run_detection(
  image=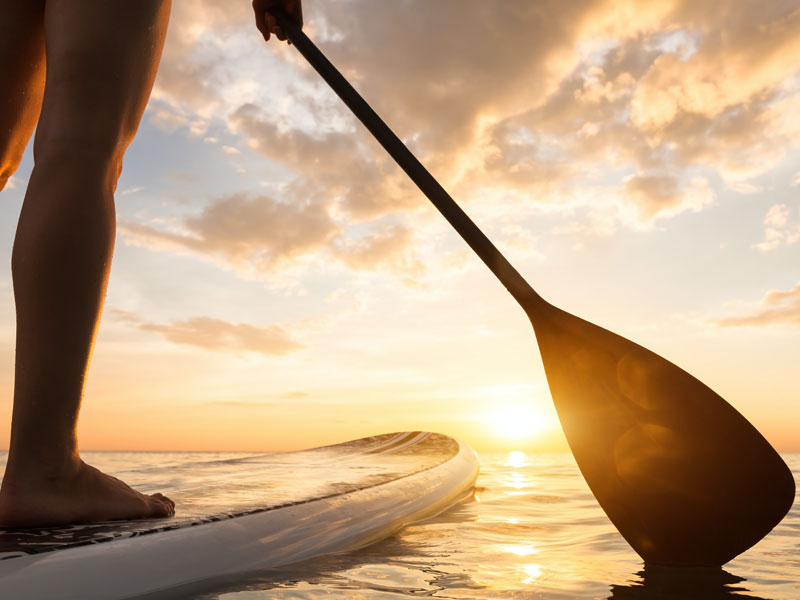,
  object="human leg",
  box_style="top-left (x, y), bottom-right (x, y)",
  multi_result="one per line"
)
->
top-left (0, 0), bottom-right (46, 191)
top-left (0, 0), bottom-right (174, 527)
